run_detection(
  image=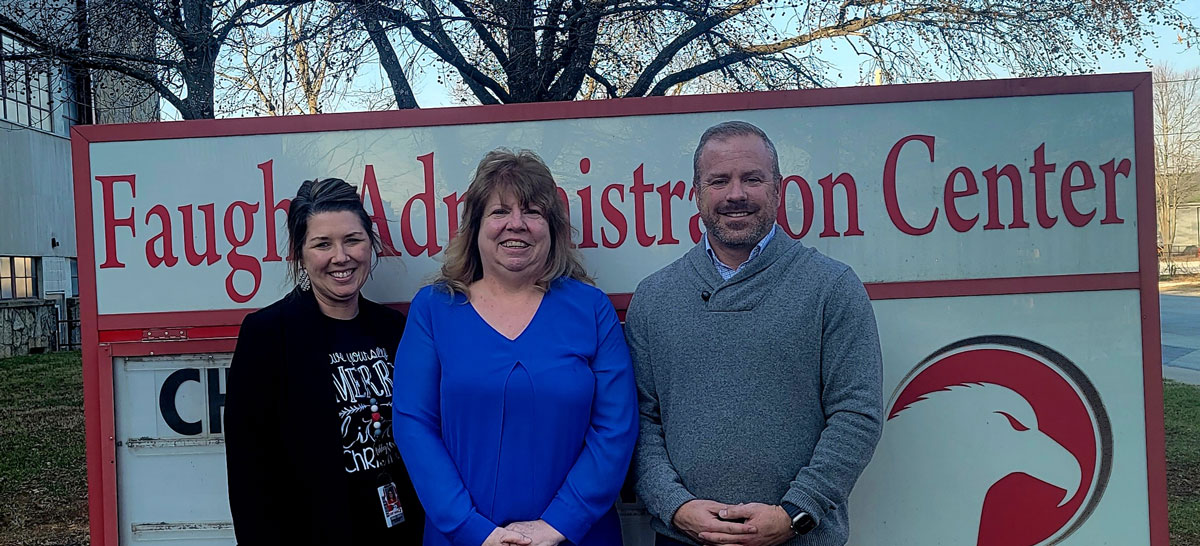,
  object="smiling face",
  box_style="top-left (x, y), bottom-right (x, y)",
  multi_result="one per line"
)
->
top-left (695, 133), bottom-right (781, 263)
top-left (476, 190), bottom-right (551, 283)
top-left (301, 210), bottom-right (372, 316)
